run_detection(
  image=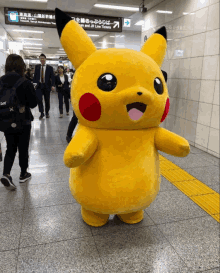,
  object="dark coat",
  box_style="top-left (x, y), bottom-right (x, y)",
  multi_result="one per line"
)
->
top-left (55, 74), bottom-right (70, 94)
top-left (25, 74), bottom-right (33, 82)
top-left (0, 72), bottom-right (38, 124)
top-left (33, 64), bottom-right (55, 90)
